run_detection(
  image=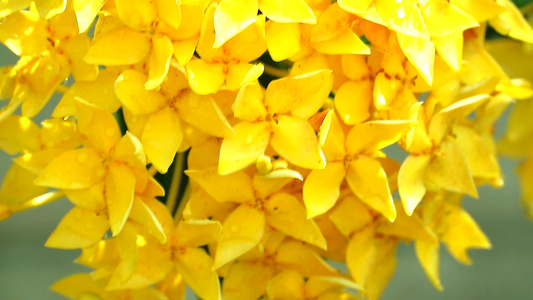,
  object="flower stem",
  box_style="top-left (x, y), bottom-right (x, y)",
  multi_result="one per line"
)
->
top-left (11, 191), bottom-right (65, 213)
